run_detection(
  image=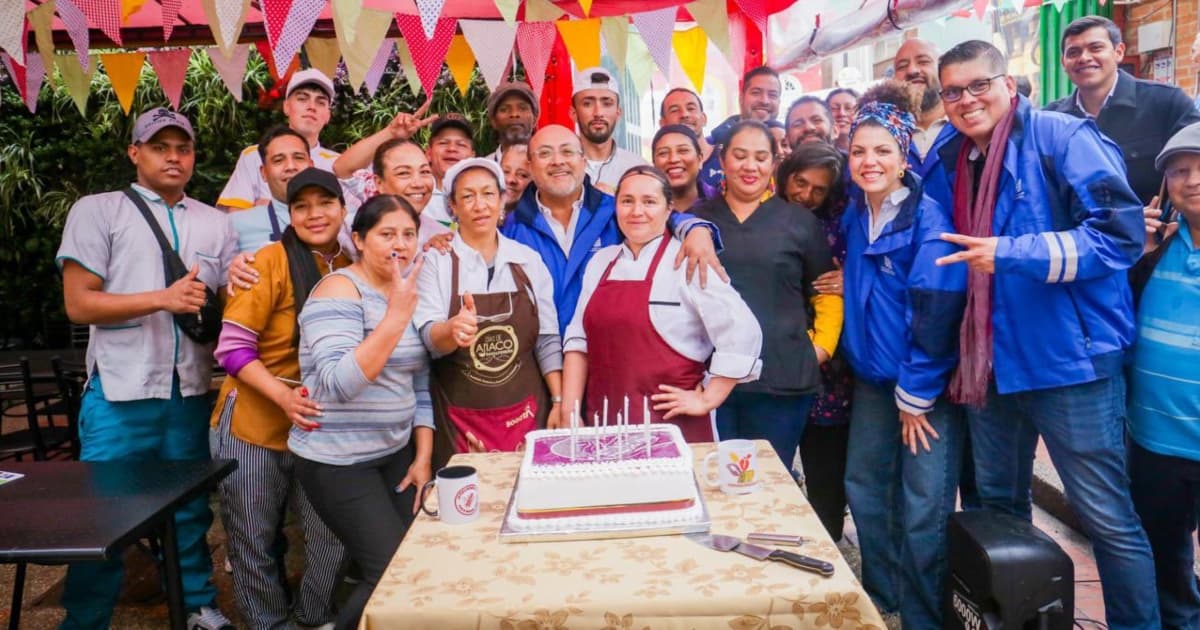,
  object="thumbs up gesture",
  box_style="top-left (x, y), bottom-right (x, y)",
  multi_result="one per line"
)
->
top-left (449, 292), bottom-right (478, 348)
top-left (161, 264), bottom-right (208, 314)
